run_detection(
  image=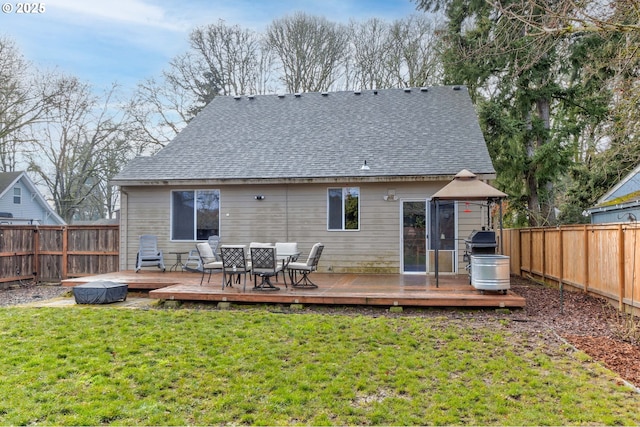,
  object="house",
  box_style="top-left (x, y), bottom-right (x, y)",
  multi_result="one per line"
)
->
top-left (586, 164), bottom-right (640, 223)
top-left (0, 171), bottom-right (65, 225)
top-left (112, 86), bottom-right (499, 274)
